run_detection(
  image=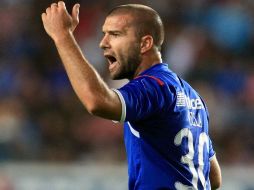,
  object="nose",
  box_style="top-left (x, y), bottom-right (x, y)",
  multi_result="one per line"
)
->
top-left (99, 34), bottom-right (110, 50)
